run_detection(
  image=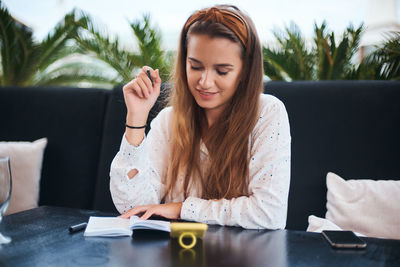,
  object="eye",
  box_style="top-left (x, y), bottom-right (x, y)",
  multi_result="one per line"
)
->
top-left (190, 65), bottom-right (202, 71)
top-left (217, 70), bottom-right (228, 76)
